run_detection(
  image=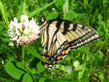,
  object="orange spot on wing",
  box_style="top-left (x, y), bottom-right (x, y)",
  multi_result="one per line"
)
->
top-left (62, 50), bottom-right (66, 55)
top-left (43, 56), bottom-right (46, 59)
top-left (57, 55), bottom-right (62, 60)
top-left (64, 44), bottom-right (70, 48)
